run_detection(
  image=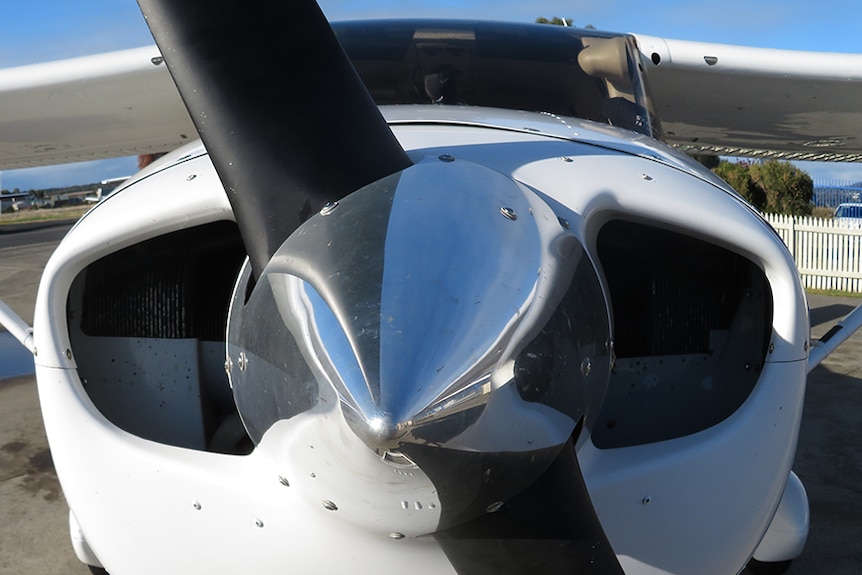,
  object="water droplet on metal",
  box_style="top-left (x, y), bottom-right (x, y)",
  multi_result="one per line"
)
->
top-left (500, 207), bottom-right (517, 221)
